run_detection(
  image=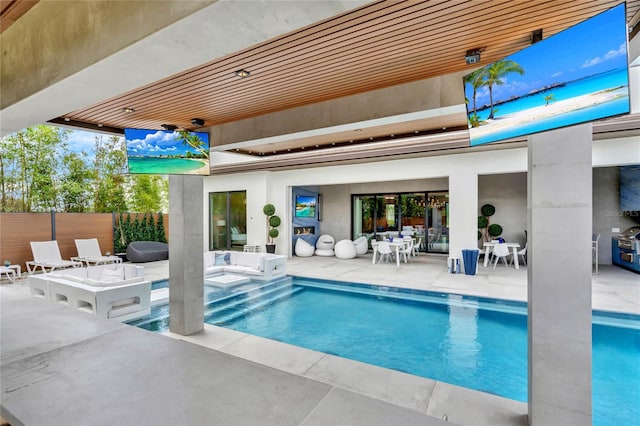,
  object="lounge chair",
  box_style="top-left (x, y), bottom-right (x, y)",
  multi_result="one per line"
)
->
top-left (73, 238), bottom-right (122, 266)
top-left (26, 241), bottom-right (83, 274)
